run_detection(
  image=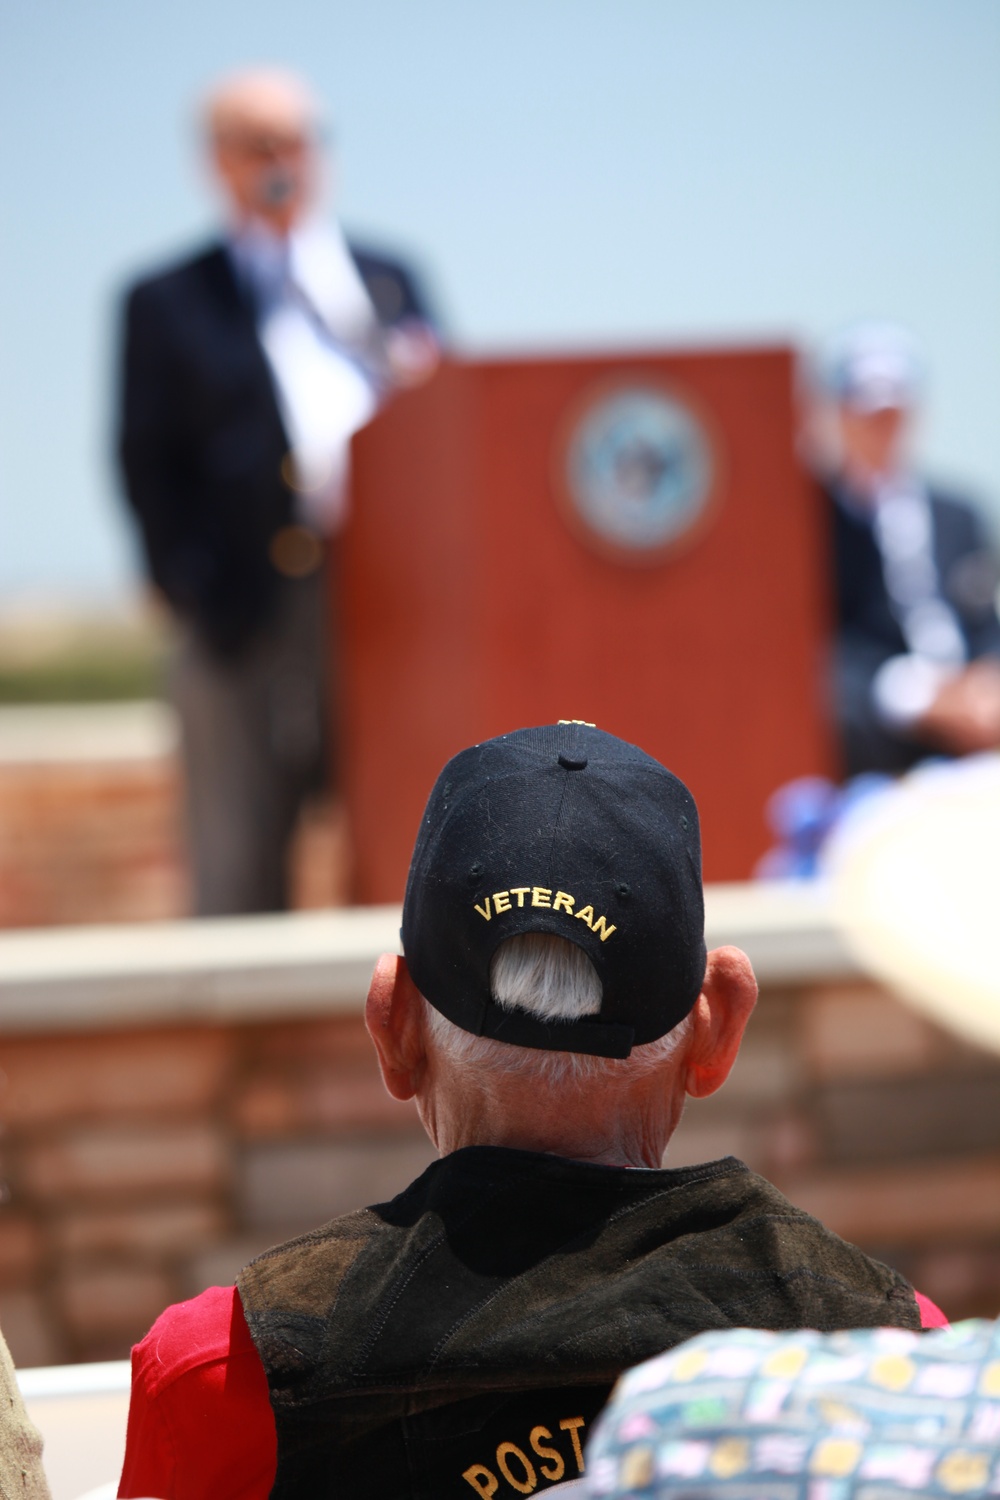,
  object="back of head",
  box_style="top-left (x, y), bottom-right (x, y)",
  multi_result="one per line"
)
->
top-left (402, 723), bottom-right (707, 1071)
top-left (422, 930), bottom-right (695, 1088)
